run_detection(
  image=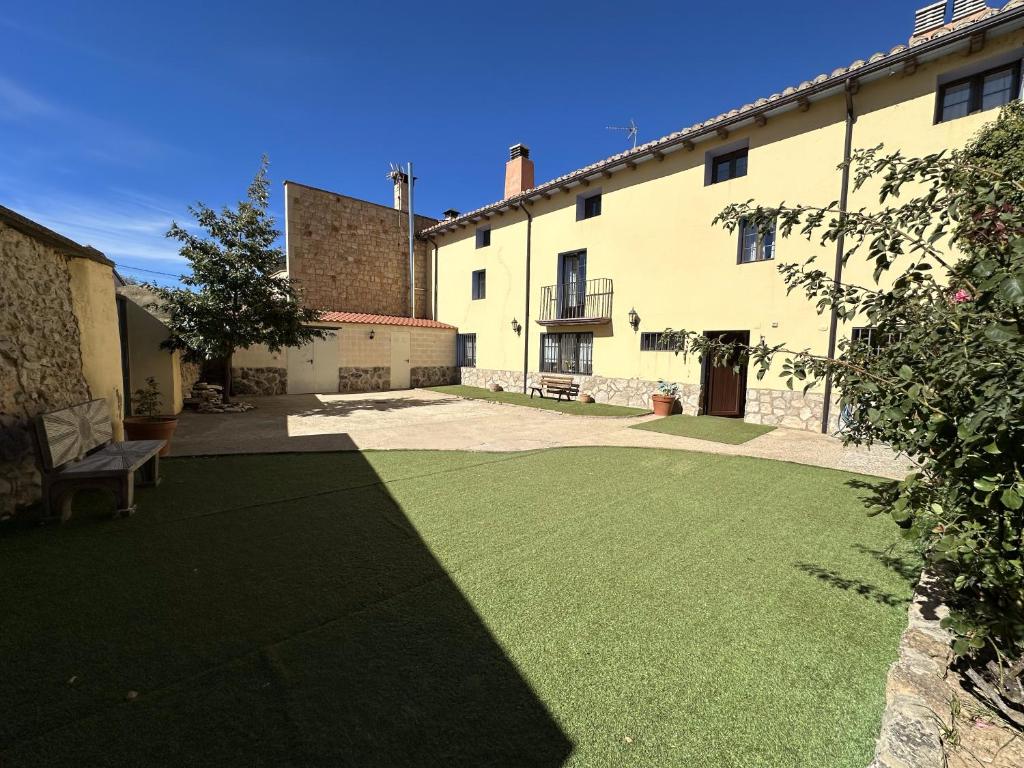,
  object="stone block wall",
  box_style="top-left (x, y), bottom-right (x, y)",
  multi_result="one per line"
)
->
top-left (744, 388), bottom-right (841, 433)
top-left (338, 367), bottom-right (389, 393)
top-left (411, 366), bottom-right (458, 388)
top-left (232, 367), bottom-right (287, 396)
top-left (0, 223), bottom-right (92, 517)
top-left (285, 182), bottom-right (436, 317)
top-left (458, 367), bottom-right (699, 412)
